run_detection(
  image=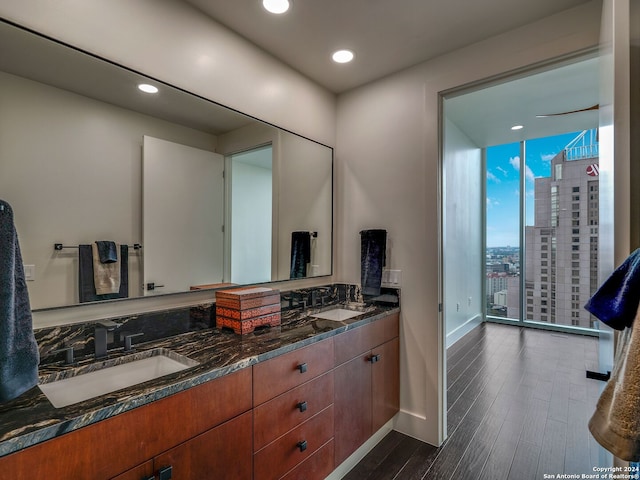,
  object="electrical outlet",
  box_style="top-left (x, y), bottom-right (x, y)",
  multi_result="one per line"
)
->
top-left (381, 269), bottom-right (402, 288)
